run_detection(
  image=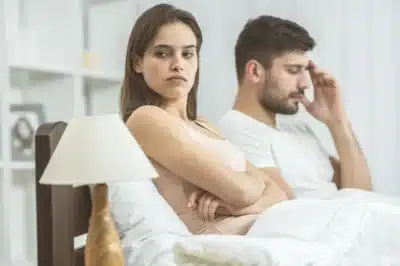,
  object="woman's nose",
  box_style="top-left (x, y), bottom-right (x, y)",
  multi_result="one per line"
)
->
top-left (170, 56), bottom-right (184, 71)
